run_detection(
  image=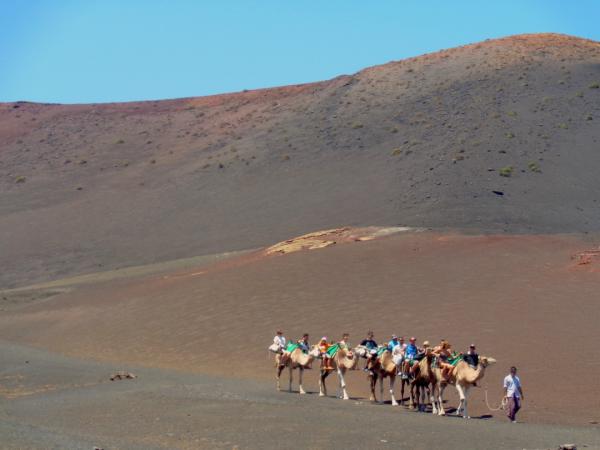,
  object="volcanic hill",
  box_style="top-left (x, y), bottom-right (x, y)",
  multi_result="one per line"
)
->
top-left (2, 33), bottom-right (600, 288)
